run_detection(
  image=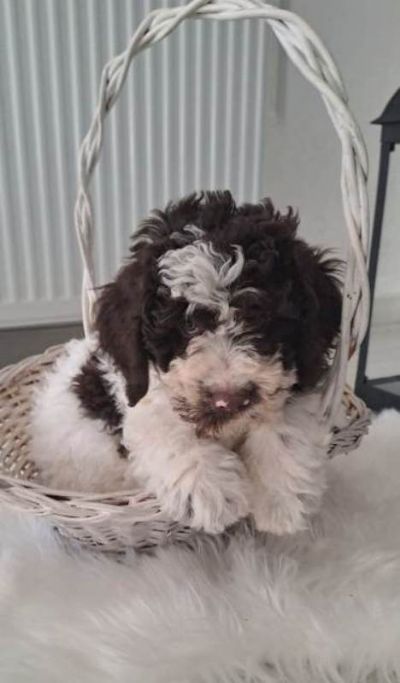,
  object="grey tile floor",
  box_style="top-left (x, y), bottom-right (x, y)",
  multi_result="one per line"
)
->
top-left (0, 324), bottom-right (83, 368)
top-left (367, 323), bottom-right (400, 379)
